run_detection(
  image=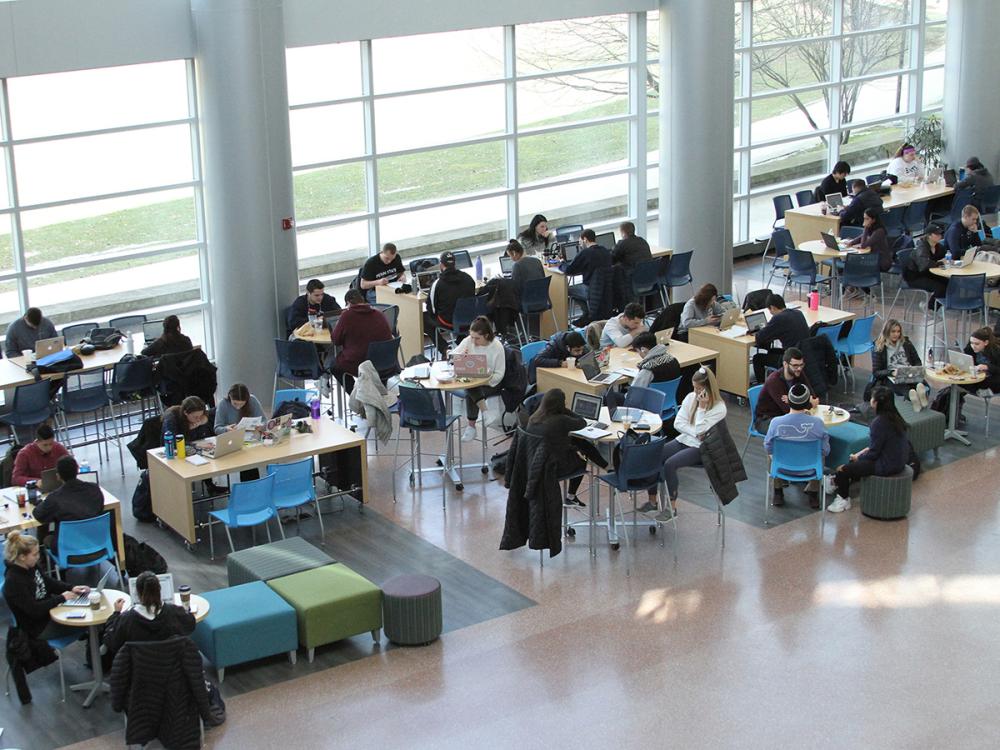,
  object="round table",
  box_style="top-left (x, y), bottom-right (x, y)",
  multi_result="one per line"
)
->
top-left (172, 592), bottom-right (211, 622)
top-left (924, 366), bottom-right (985, 444)
top-left (929, 260), bottom-right (1000, 280)
top-left (812, 404), bottom-right (850, 426)
top-left (291, 322), bottom-right (332, 344)
top-left (400, 363), bottom-right (490, 391)
top-left (594, 406), bottom-right (663, 442)
top-left (50, 588), bottom-right (131, 708)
